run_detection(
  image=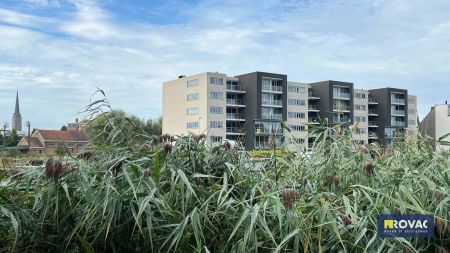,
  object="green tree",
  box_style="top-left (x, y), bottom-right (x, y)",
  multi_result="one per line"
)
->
top-left (144, 116), bottom-right (162, 136)
top-left (6, 130), bottom-right (19, 147)
top-left (55, 142), bottom-right (67, 157)
top-left (60, 125), bottom-right (67, 131)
